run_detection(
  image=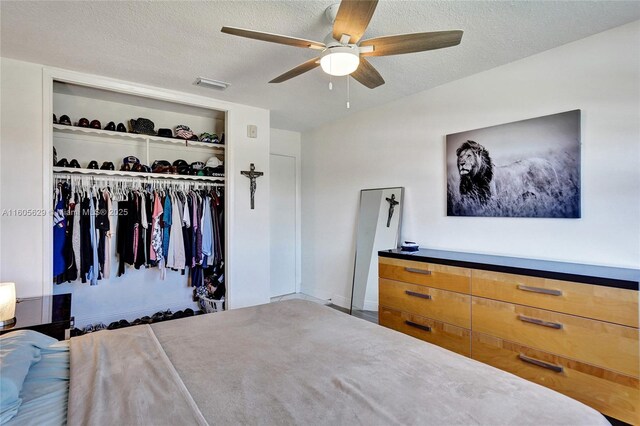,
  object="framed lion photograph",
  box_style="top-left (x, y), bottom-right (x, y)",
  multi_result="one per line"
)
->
top-left (446, 110), bottom-right (581, 218)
